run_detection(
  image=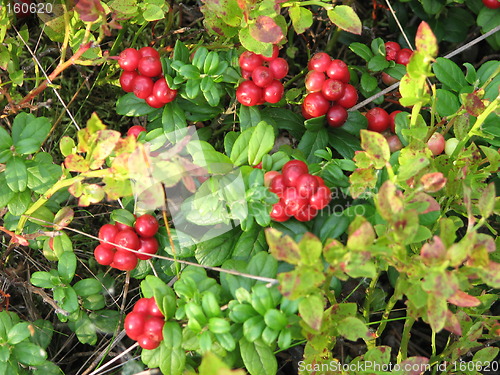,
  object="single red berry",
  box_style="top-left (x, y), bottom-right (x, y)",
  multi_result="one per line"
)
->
top-left (136, 237), bottom-right (159, 260)
top-left (253, 162), bottom-right (263, 169)
top-left (124, 311), bottom-right (146, 340)
top-left (132, 75), bottom-right (154, 99)
top-left (114, 229), bottom-right (141, 251)
top-left (94, 245), bottom-right (115, 266)
top-left (387, 135), bottom-right (403, 153)
top-left (98, 224), bottom-right (119, 250)
top-left (427, 132), bottom-right (445, 156)
top-left (252, 66), bottom-right (274, 88)
top-left (120, 71), bottom-right (138, 92)
top-left (296, 174), bottom-right (319, 198)
top-left (326, 59), bottom-right (350, 83)
top-left (385, 41), bottom-right (401, 61)
top-left (308, 52), bottom-right (331, 72)
top-left (259, 45), bottom-right (280, 62)
top-left (396, 49), bottom-right (413, 66)
top-left (309, 186), bottom-right (331, 210)
top-left (321, 79), bottom-right (345, 102)
top-left (282, 188), bottom-right (309, 217)
top-left (146, 94), bottom-right (164, 109)
top-left (236, 80), bottom-right (263, 106)
top-left (116, 221), bottom-right (134, 231)
top-left (305, 70), bottom-right (326, 93)
top-left (137, 56), bottom-right (163, 78)
top-left (269, 174), bottom-right (286, 196)
top-left (270, 200), bottom-right (290, 222)
top-left (294, 205), bottom-right (318, 222)
top-left (366, 107), bottom-right (390, 132)
top-left (239, 51), bottom-right (263, 71)
top-left (153, 78), bottom-right (177, 104)
top-left (482, 0), bottom-right (500, 9)
top-left (134, 214), bottom-right (159, 238)
top-left (282, 161), bottom-right (309, 188)
top-left (148, 297), bottom-right (164, 318)
top-left (337, 84), bottom-right (358, 109)
top-left (326, 104), bottom-right (348, 128)
top-left (118, 48), bottom-right (140, 71)
top-left (264, 171), bottom-right (281, 187)
top-left (381, 72), bottom-right (399, 86)
top-left (133, 298), bottom-right (151, 314)
top-left (302, 92), bottom-right (330, 118)
top-left (127, 125), bottom-right (146, 138)
top-left (268, 58), bottom-right (289, 80)
top-left (282, 160), bottom-right (309, 174)
top-left (138, 46), bottom-right (160, 59)
top-left (137, 334), bottom-right (161, 350)
top-left (263, 80), bottom-right (284, 104)
top-left (389, 110), bottom-right (402, 133)
top-left (143, 316), bottom-right (165, 342)
top-left (111, 250), bottom-right (138, 271)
